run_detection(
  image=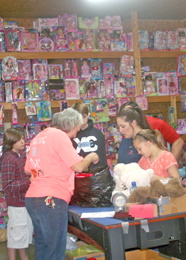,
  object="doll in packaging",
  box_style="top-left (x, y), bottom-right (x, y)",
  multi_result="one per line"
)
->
top-left (5, 29), bottom-right (21, 51)
top-left (2, 56), bottom-right (18, 81)
top-left (66, 14), bottom-right (78, 30)
top-left (87, 80), bottom-right (97, 99)
top-left (77, 32), bottom-right (86, 51)
top-left (85, 29), bottom-right (98, 51)
top-left (104, 74), bottom-right (114, 98)
top-left (33, 64), bottom-right (48, 82)
top-left (53, 26), bottom-right (68, 52)
top-left (65, 59), bottom-right (78, 78)
top-left (21, 31), bottom-right (39, 52)
top-left (17, 60), bottom-right (31, 80)
top-left (126, 32), bottom-right (133, 51)
top-left (37, 18), bottom-right (58, 31)
top-left (139, 30), bottom-right (149, 51)
top-left (13, 81), bottom-right (25, 102)
top-left (114, 80), bottom-right (127, 97)
top-left (166, 72), bottom-right (179, 95)
top-left (135, 95), bottom-right (148, 110)
top-left (90, 58), bottom-right (102, 79)
top-left (119, 55), bottom-right (134, 77)
top-left (167, 30), bottom-right (179, 51)
top-left (38, 28), bottom-right (54, 52)
top-left (148, 32), bottom-right (154, 51)
top-left (67, 31), bottom-right (78, 51)
top-left (0, 30), bottom-right (5, 52)
top-left (157, 78), bottom-right (169, 95)
top-left (178, 29), bottom-right (186, 51)
top-left (12, 102), bottom-right (18, 125)
top-left (25, 80), bottom-right (42, 101)
top-left (48, 64), bottom-right (63, 79)
top-left (79, 78), bottom-right (88, 99)
top-left (110, 30), bottom-right (127, 51)
top-left (78, 17), bottom-right (99, 30)
top-left (154, 31), bottom-right (167, 51)
top-left (97, 80), bottom-right (106, 98)
top-left (58, 14), bottom-right (66, 28)
top-left (80, 58), bottom-right (91, 78)
top-left (98, 29), bottom-right (111, 51)
top-left (36, 101), bottom-right (52, 122)
top-left (143, 72), bottom-right (157, 96)
top-left (5, 82), bottom-right (13, 102)
top-left (65, 79), bottom-right (79, 99)
top-left (111, 16), bottom-right (122, 30)
top-left (103, 63), bottom-right (114, 76)
top-left (0, 81), bottom-right (4, 102)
